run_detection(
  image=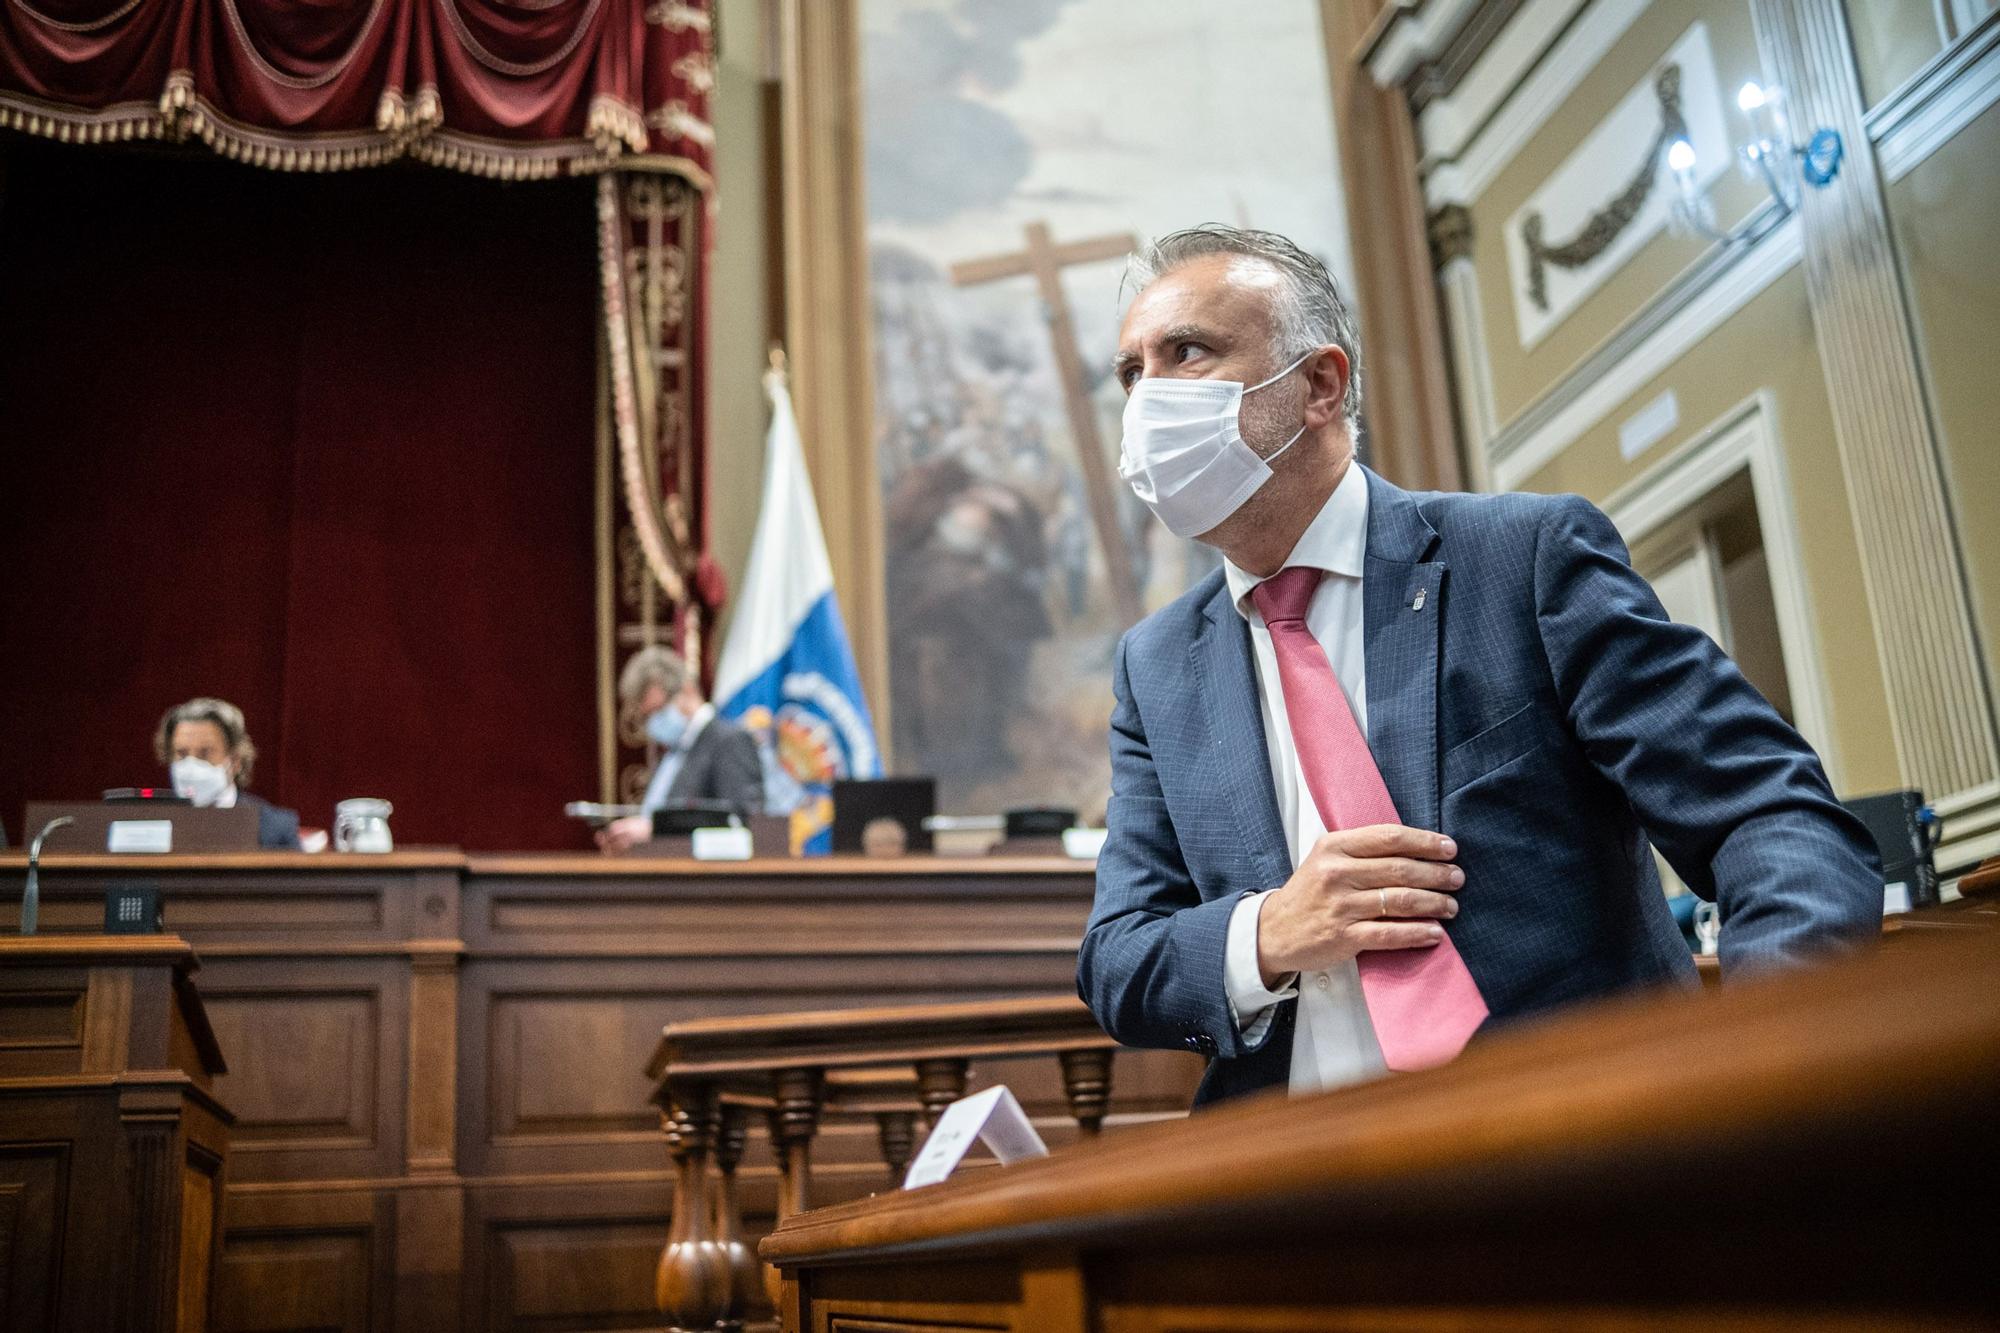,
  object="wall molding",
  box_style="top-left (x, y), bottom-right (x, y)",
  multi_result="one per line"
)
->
top-left (1437, 257), bottom-right (1500, 487)
top-left (1421, 0), bottom-right (1655, 208)
top-left (1469, 10), bottom-right (1996, 495)
top-left (1869, 11), bottom-right (2000, 183)
top-left (1600, 392), bottom-right (1840, 787)
top-left (1936, 779), bottom-right (2000, 878)
top-left (1489, 203), bottom-right (1798, 491)
top-left (1365, 0), bottom-right (1487, 91)
top-left (1415, 0), bottom-right (1587, 166)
